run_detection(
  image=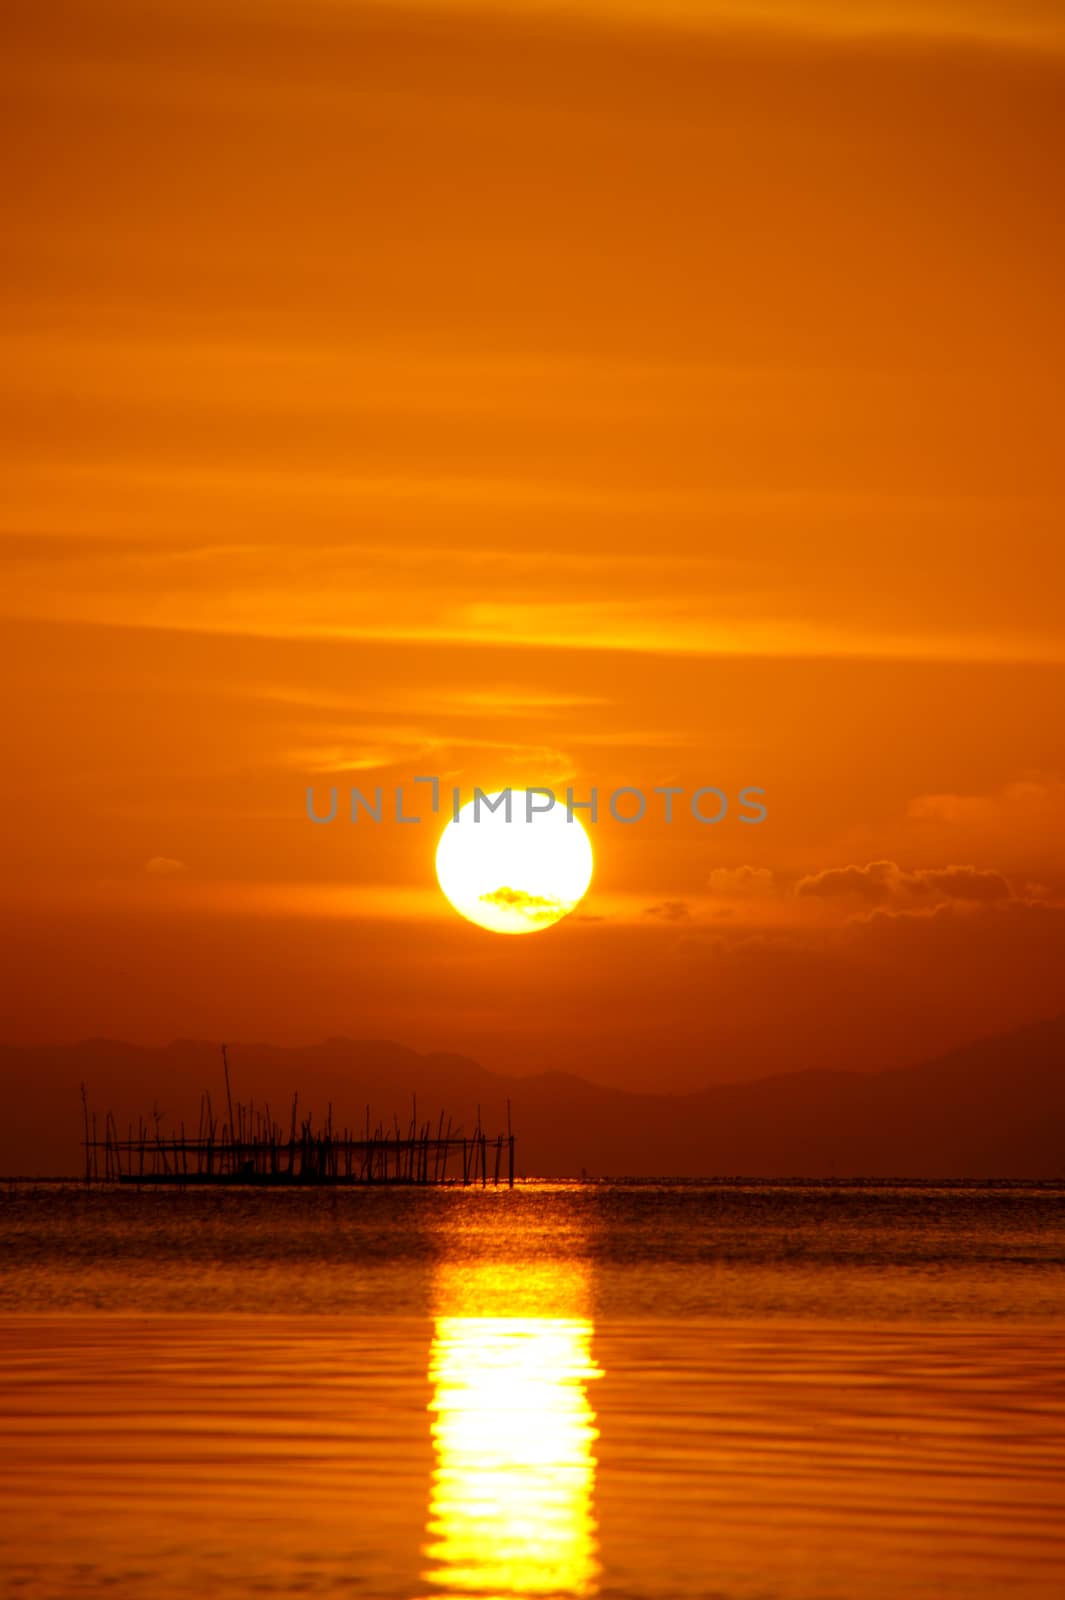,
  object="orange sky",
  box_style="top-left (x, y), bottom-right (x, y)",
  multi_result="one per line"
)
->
top-left (2, 0), bottom-right (1064, 1089)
